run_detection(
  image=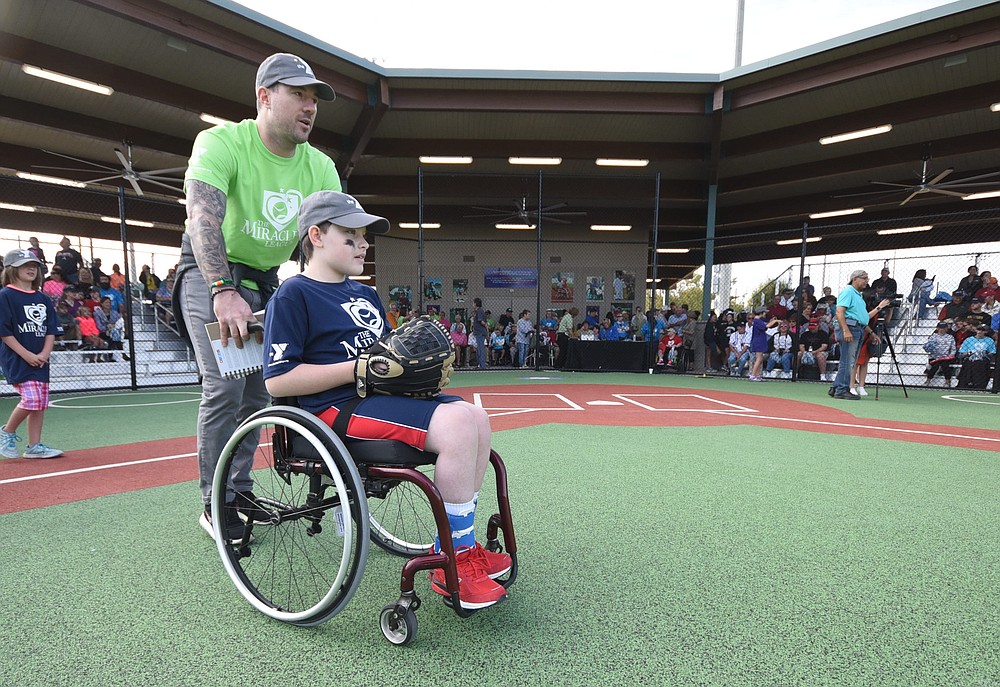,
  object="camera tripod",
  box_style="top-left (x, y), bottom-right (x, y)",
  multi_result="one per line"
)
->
top-left (869, 318), bottom-right (909, 399)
